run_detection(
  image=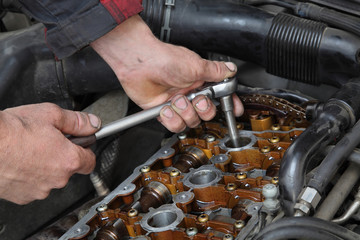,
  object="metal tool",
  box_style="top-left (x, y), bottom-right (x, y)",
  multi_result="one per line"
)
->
top-left (220, 95), bottom-right (241, 148)
top-left (70, 78), bottom-right (238, 147)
